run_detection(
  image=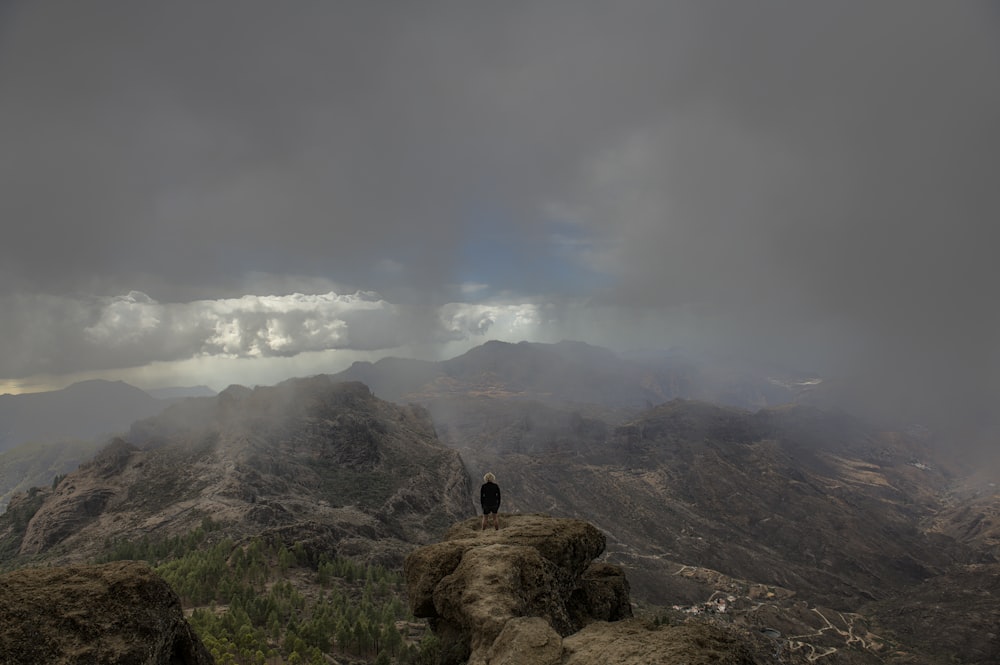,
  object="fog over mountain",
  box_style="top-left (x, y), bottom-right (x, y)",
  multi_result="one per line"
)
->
top-left (1, 2), bottom-right (998, 453)
top-left (3, 357), bottom-right (997, 663)
top-left (0, 380), bottom-right (166, 453)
